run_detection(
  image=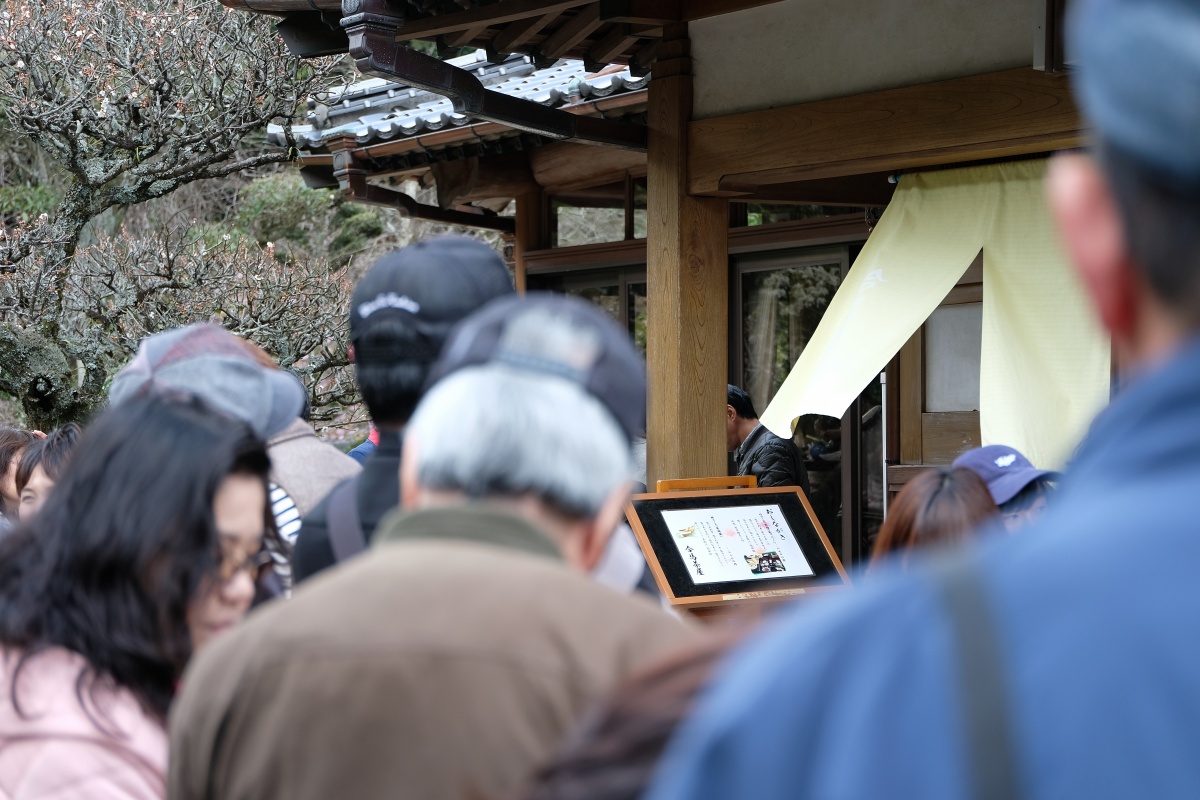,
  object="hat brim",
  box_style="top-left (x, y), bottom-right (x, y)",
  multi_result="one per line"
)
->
top-left (261, 368), bottom-right (307, 439)
top-left (988, 468), bottom-right (1062, 506)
